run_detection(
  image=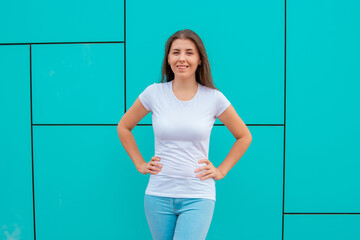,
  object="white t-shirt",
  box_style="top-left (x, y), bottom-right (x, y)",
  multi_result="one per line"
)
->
top-left (138, 79), bottom-right (231, 201)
